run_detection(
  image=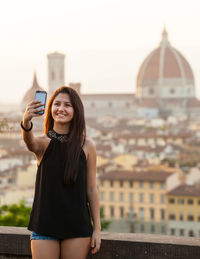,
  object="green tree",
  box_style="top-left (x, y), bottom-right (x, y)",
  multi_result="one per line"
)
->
top-left (0, 200), bottom-right (31, 227)
top-left (100, 207), bottom-right (110, 231)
